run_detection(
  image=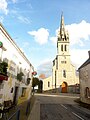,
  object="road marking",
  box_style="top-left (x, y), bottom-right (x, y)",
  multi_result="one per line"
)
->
top-left (61, 104), bottom-right (67, 109)
top-left (35, 93), bottom-right (79, 98)
top-left (72, 112), bottom-right (84, 120)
